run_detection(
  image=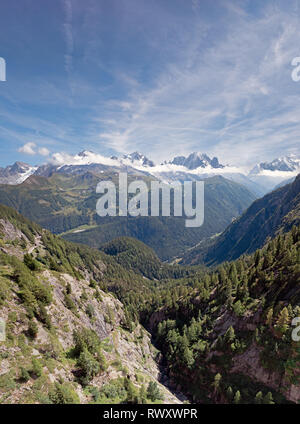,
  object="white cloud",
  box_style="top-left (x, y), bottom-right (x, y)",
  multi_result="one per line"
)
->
top-left (18, 142), bottom-right (37, 155)
top-left (49, 150), bottom-right (119, 167)
top-left (38, 147), bottom-right (50, 156)
top-left (18, 143), bottom-right (50, 157)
